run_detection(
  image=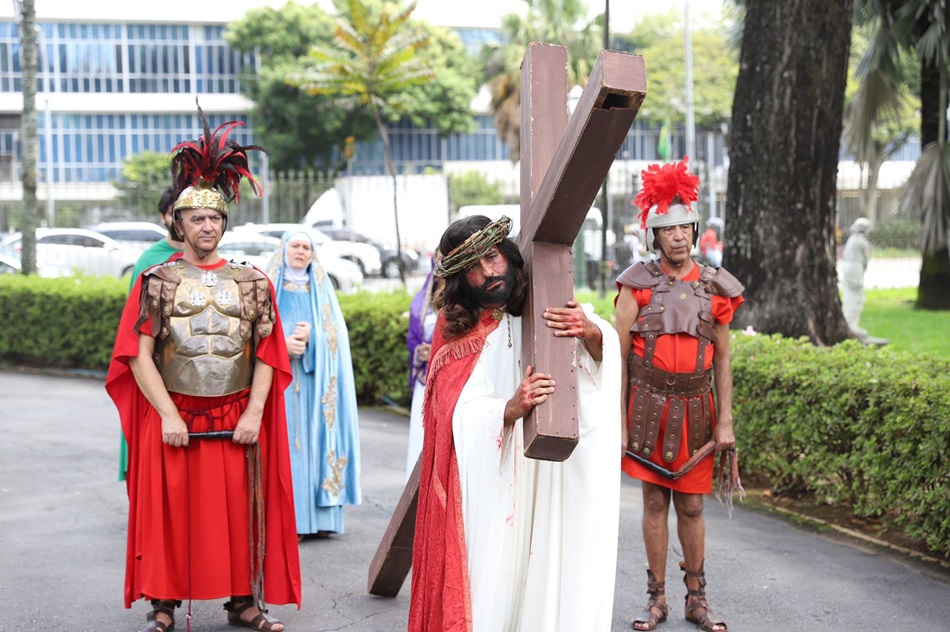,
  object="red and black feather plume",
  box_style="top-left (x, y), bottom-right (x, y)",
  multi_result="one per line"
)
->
top-left (170, 102), bottom-right (266, 204)
top-left (634, 156), bottom-right (700, 228)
